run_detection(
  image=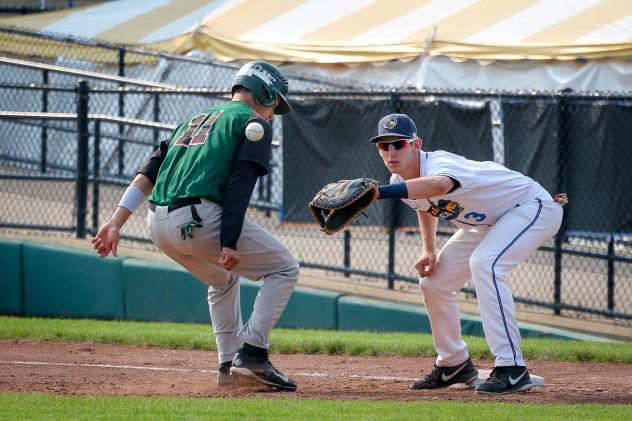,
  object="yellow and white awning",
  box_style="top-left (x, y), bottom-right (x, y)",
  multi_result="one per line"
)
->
top-left (1, 0), bottom-right (632, 63)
